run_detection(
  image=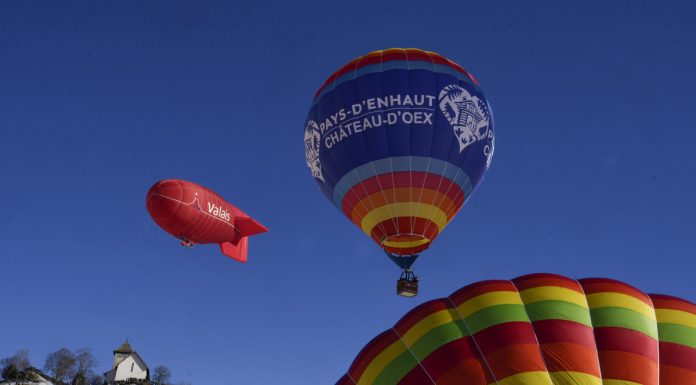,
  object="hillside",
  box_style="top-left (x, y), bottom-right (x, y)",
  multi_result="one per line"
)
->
top-left (0, 368), bottom-right (55, 385)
